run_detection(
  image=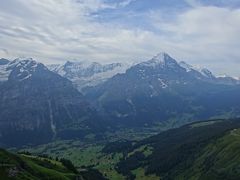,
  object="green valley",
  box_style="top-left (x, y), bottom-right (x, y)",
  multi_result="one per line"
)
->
top-left (19, 118), bottom-right (240, 180)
